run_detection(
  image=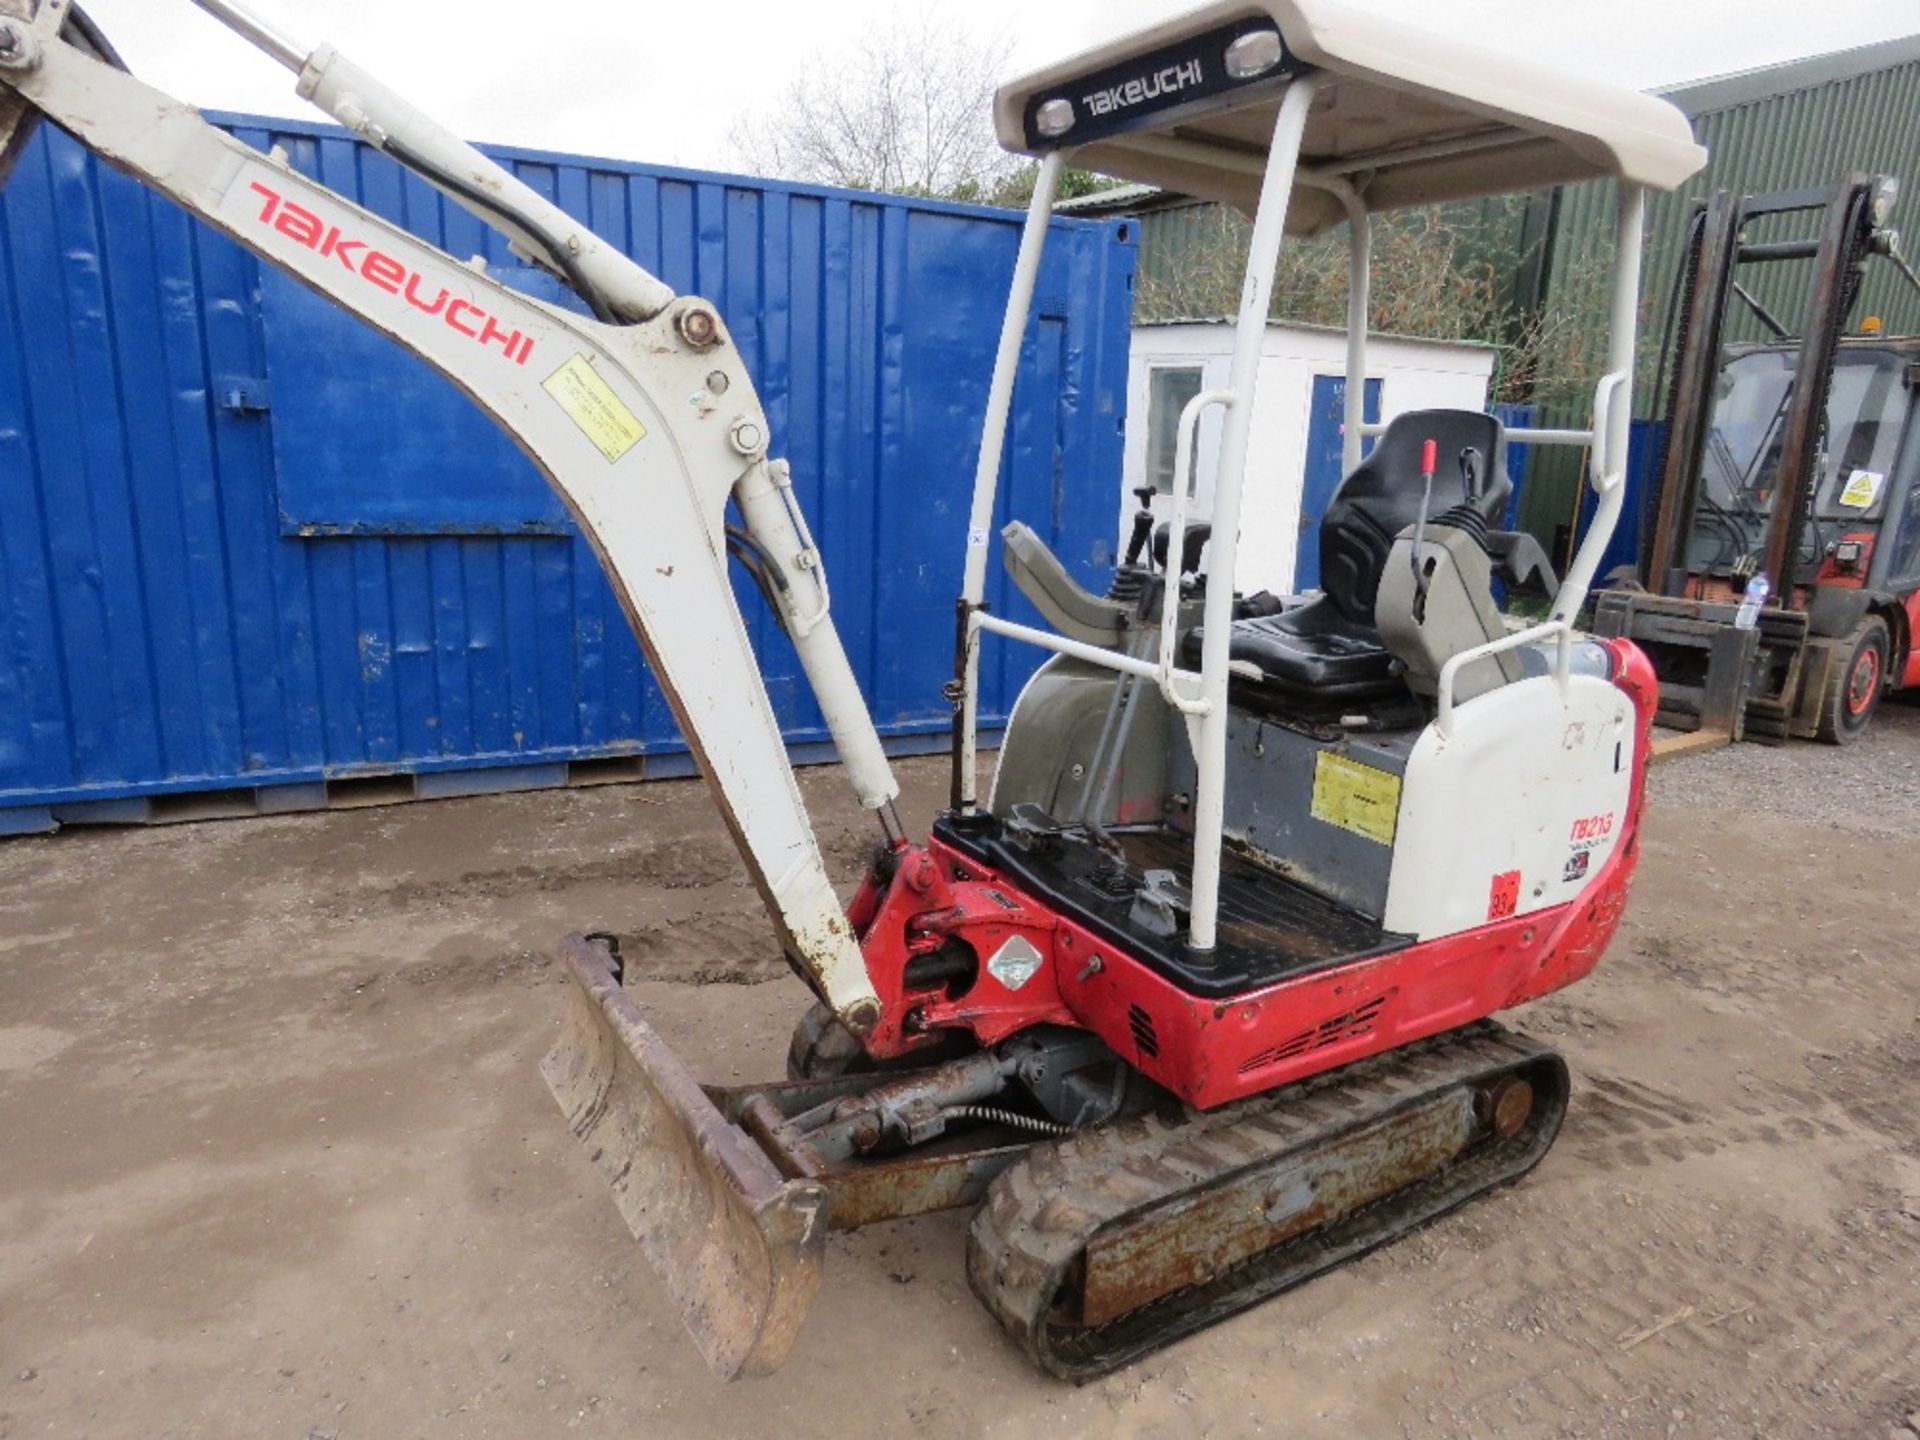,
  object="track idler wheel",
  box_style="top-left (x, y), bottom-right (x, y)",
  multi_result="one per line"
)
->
top-left (786, 1001), bottom-right (868, 1080)
top-left (786, 1001), bottom-right (980, 1081)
